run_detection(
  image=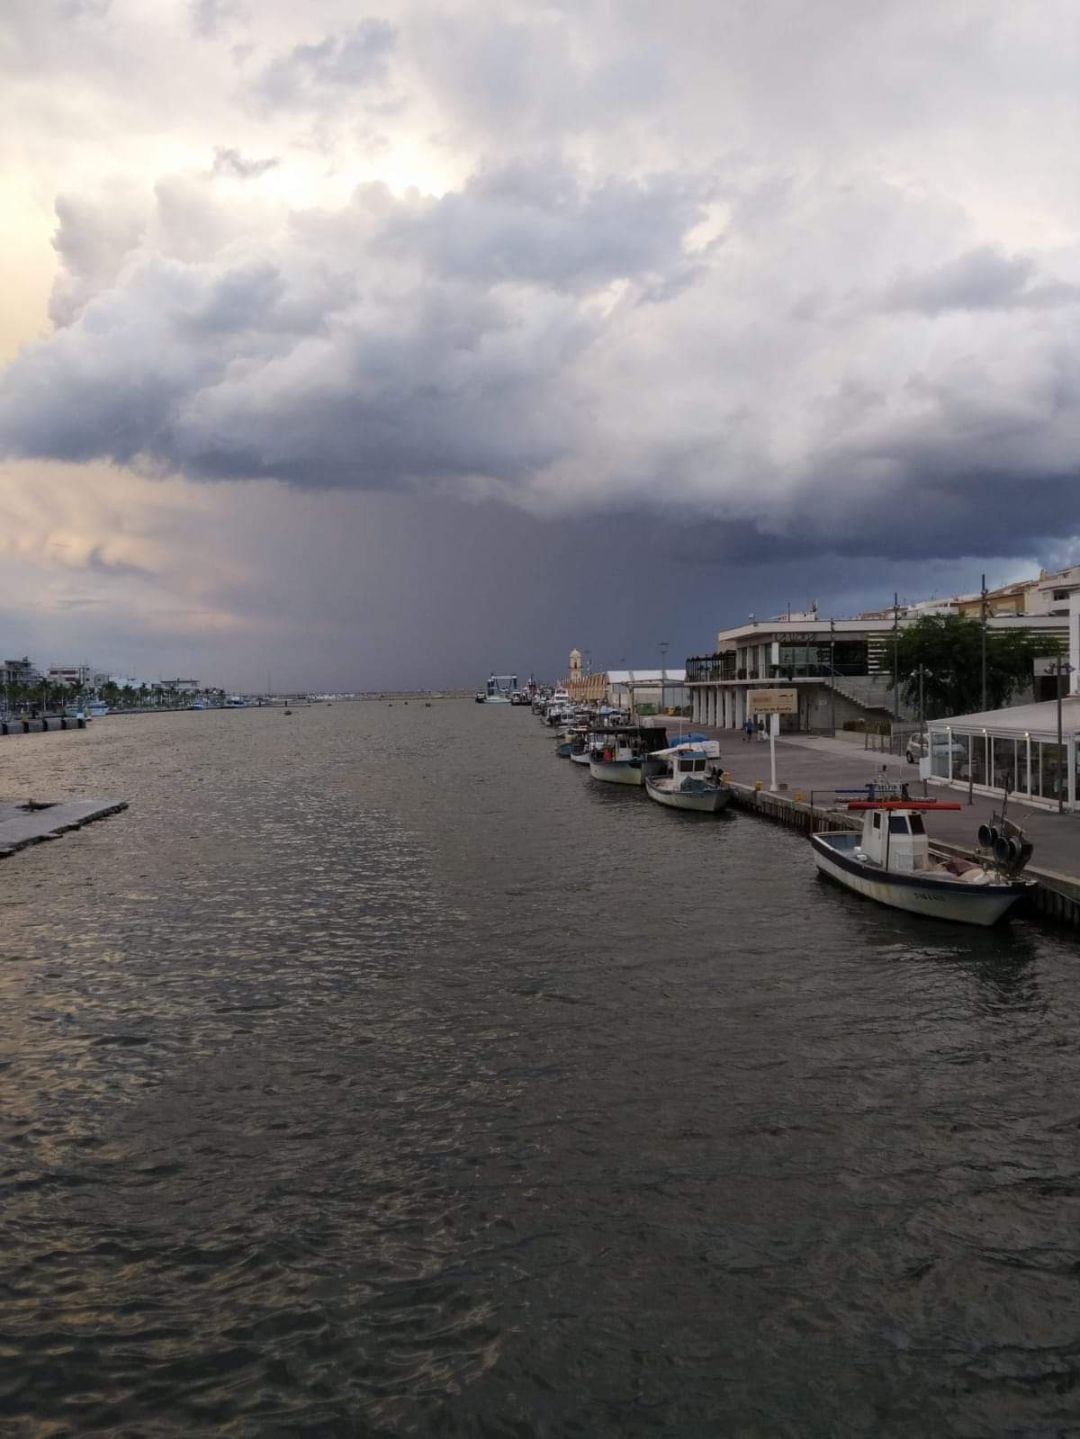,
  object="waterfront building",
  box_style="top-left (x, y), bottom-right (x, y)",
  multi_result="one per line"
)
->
top-left (922, 573), bottom-right (1080, 810)
top-left (47, 663), bottom-right (93, 688)
top-left (687, 609), bottom-right (1069, 734)
top-left (562, 648), bottom-right (607, 703)
top-left (606, 668), bottom-right (688, 714)
top-left (1, 656), bottom-right (42, 709)
top-left (926, 697), bottom-right (1080, 811)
